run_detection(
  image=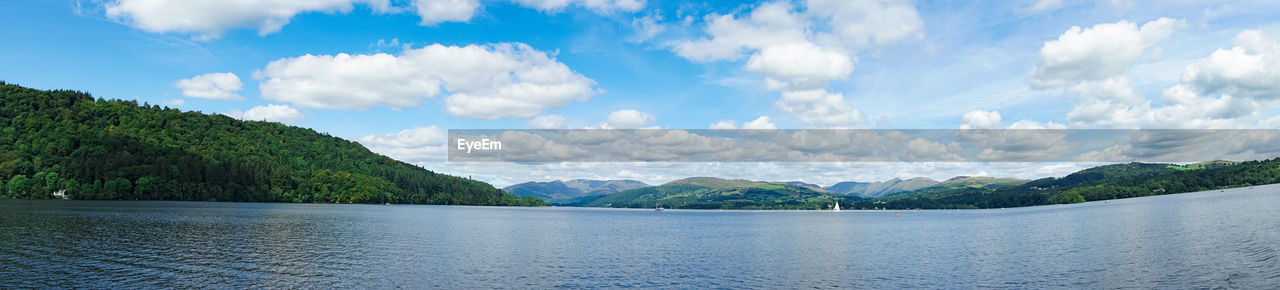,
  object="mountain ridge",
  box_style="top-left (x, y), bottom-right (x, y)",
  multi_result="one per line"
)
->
top-left (503, 179), bottom-right (648, 203)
